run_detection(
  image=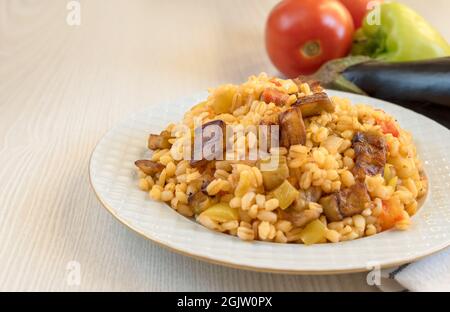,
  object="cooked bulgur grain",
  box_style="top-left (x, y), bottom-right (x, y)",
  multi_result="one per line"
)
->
top-left (136, 74), bottom-right (427, 245)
